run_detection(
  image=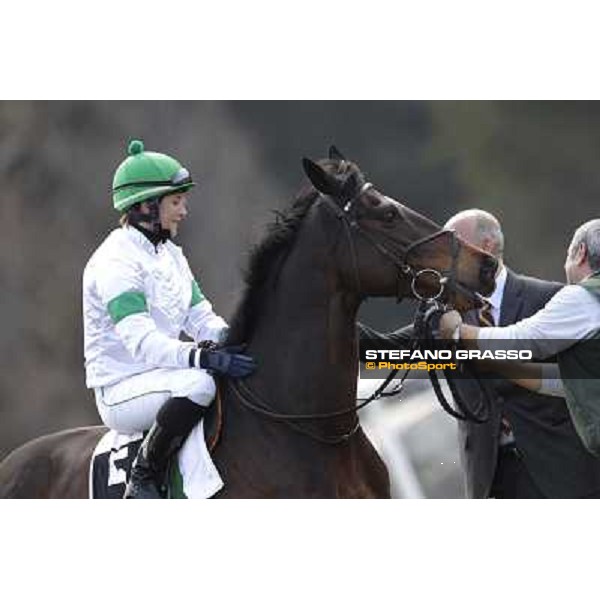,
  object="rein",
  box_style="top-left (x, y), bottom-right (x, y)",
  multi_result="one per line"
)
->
top-left (227, 298), bottom-right (493, 447)
top-left (229, 379), bottom-right (367, 445)
top-left (410, 299), bottom-right (493, 423)
top-left (228, 361), bottom-right (411, 445)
